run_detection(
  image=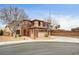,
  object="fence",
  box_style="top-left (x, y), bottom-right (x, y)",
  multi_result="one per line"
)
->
top-left (50, 30), bottom-right (79, 37)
